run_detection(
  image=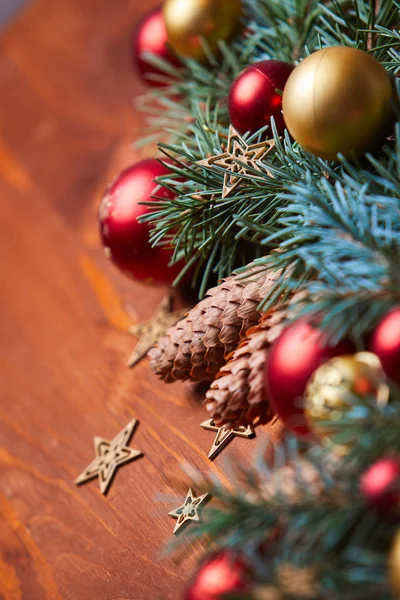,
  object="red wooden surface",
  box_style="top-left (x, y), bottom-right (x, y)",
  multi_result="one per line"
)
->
top-left (0, 2), bottom-right (281, 598)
